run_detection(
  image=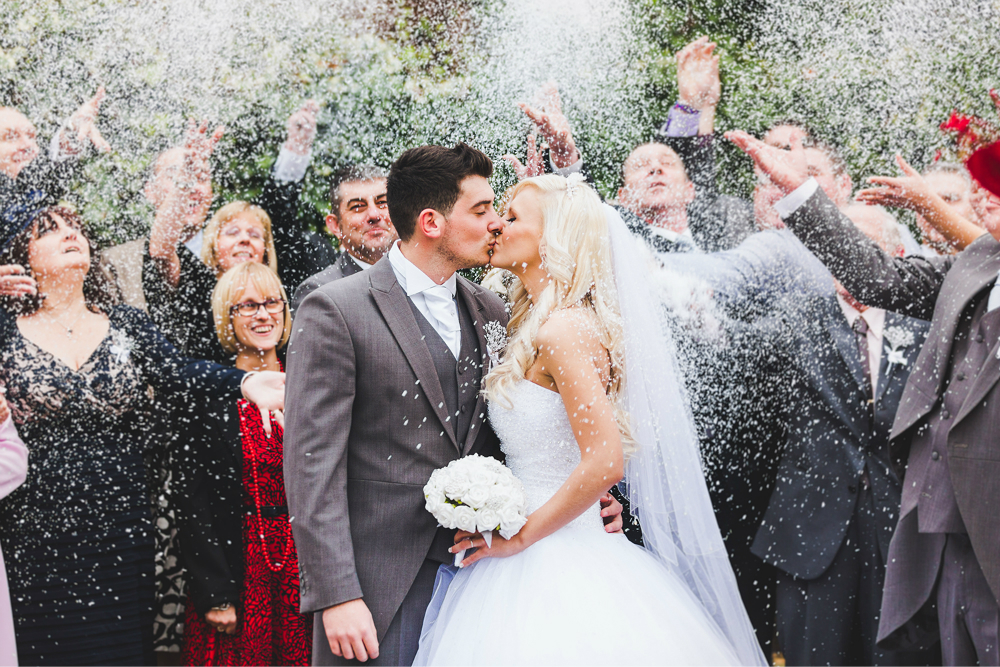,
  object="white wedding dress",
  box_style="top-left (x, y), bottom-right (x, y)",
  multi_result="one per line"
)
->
top-left (413, 379), bottom-right (742, 666)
